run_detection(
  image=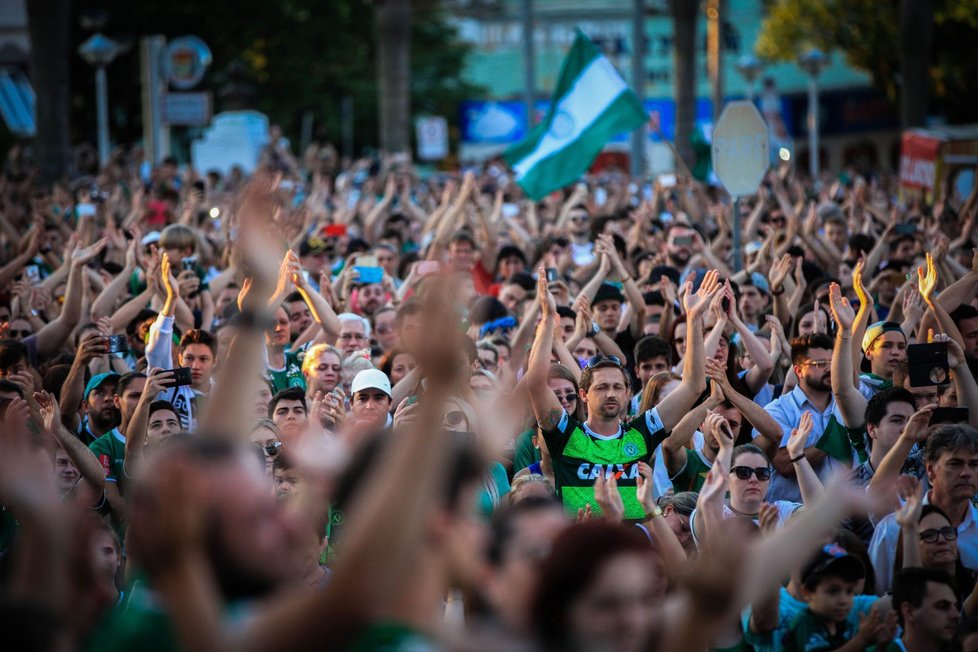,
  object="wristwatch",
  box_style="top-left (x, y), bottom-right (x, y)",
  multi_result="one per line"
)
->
top-left (591, 322), bottom-right (600, 335)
